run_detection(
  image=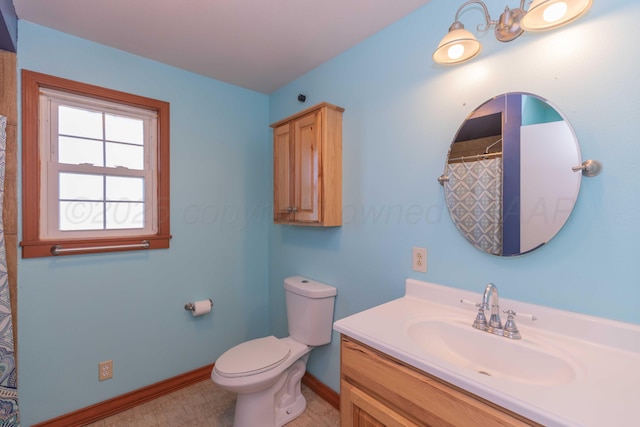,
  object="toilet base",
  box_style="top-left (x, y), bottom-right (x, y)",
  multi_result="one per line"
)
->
top-left (274, 359), bottom-right (307, 426)
top-left (231, 357), bottom-right (308, 427)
